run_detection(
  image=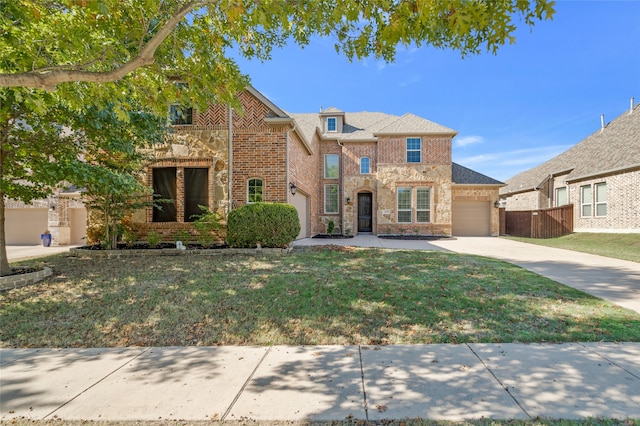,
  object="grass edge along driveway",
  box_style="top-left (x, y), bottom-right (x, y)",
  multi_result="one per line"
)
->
top-left (2, 246), bottom-right (639, 348)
